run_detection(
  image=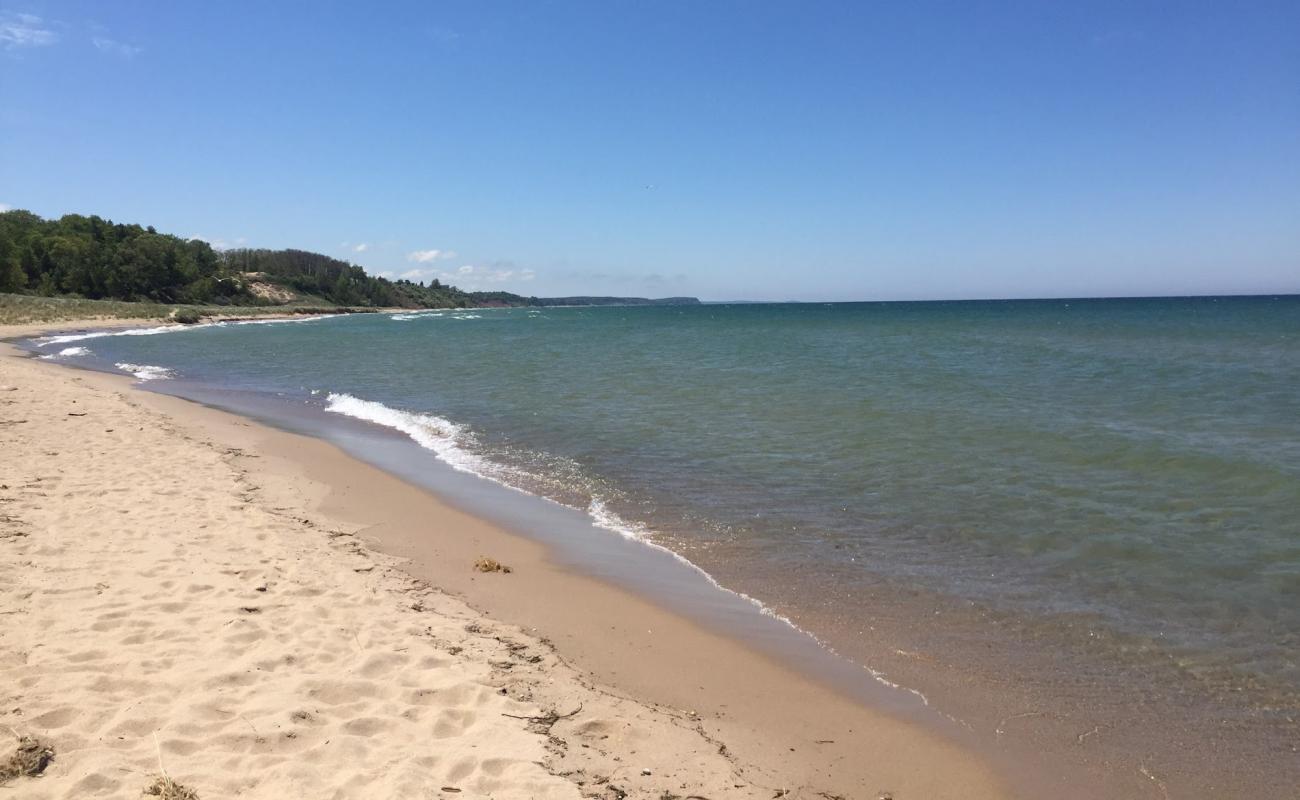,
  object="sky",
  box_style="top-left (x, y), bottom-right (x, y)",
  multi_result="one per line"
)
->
top-left (1, 1), bottom-right (1297, 301)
